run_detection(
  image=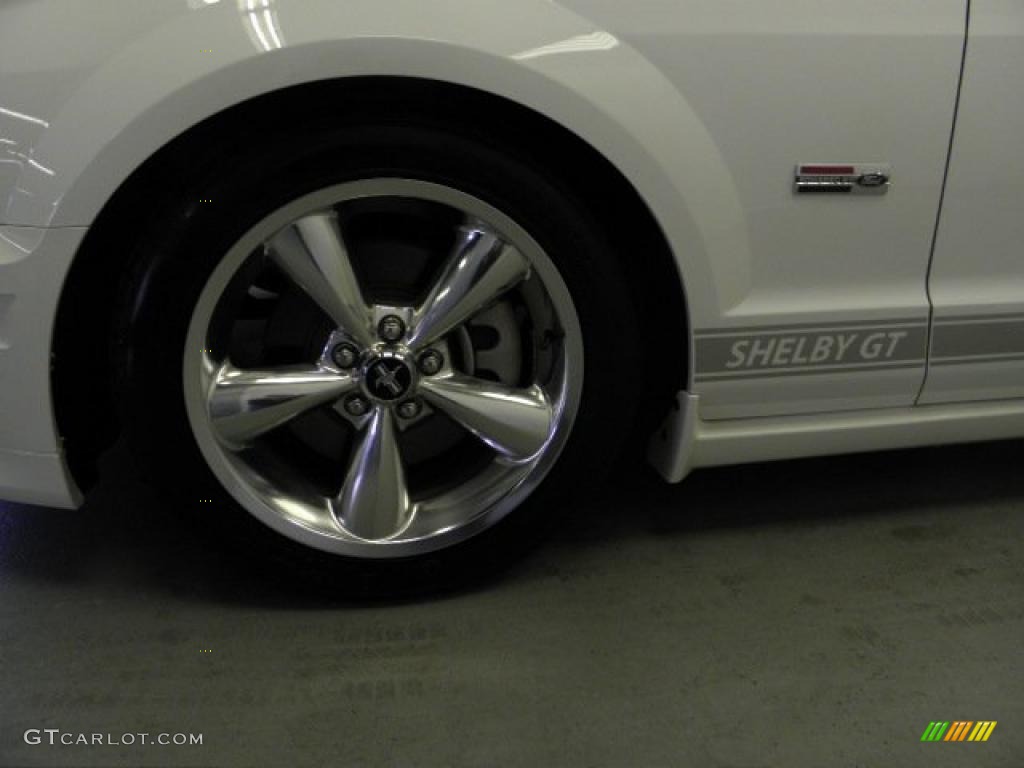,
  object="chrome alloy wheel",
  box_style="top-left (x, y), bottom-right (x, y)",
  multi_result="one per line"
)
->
top-left (183, 179), bottom-right (583, 558)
